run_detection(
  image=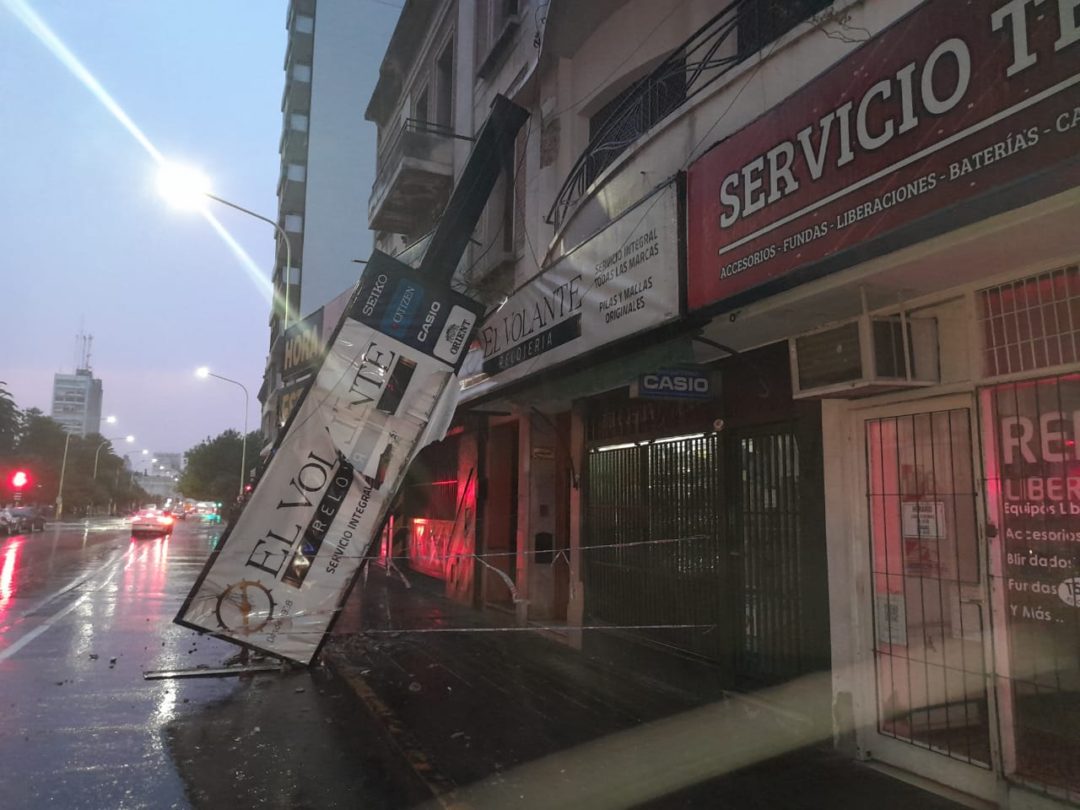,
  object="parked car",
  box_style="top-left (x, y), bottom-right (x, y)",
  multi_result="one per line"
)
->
top-left (130, 509), bottom-right (175, 537)
top-left (6, 506), bottom-right (46, 533)
top-left (0, 508), bottom-right (13, 536)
